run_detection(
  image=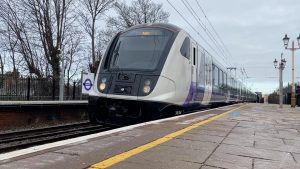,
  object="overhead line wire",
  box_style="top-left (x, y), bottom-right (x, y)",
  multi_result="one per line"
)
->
top-left (194, 0), bottom-right (234, 61)
top-left (183, 0), bottom-right (228, 58)
top-left (165, 0), bottom-right (221, 58)
top-left (192, 1), bottom-right (246, 81)
top-left (181, 0), bottom-right (230, 66)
